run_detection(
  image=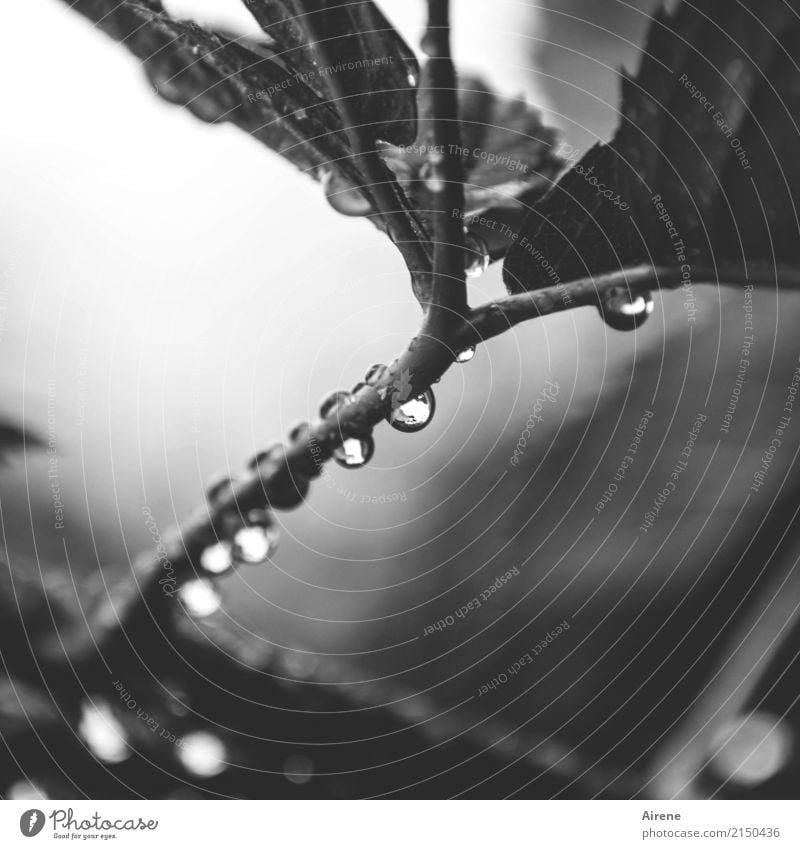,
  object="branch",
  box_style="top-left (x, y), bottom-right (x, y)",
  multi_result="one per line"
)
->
top-left (63, 260), bottom-right (800, 664)
top-left (455, 264), bottom-right (800, 347)
top-left (422, 0), bottom-right (468, 325)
